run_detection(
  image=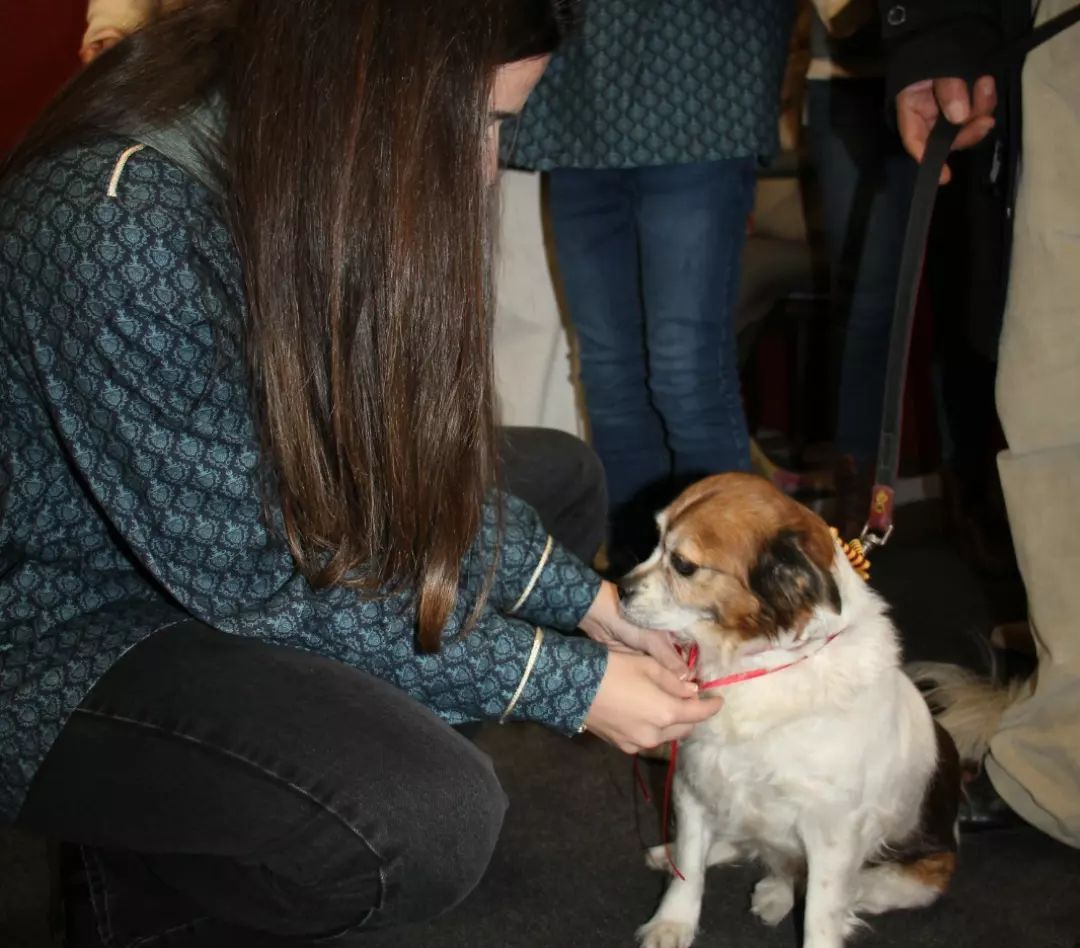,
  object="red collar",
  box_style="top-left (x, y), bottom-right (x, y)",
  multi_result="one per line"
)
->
top-left (682, 630), bottom-right (844, 691)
